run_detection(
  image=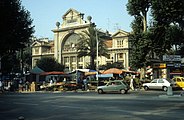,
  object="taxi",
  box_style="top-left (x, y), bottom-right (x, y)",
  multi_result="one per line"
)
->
top-left (172, 77), bottom-right (184, 89)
